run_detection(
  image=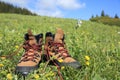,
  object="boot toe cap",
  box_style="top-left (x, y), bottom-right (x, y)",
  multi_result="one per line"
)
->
top-left (60, 61), bottom-right (82, 69)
